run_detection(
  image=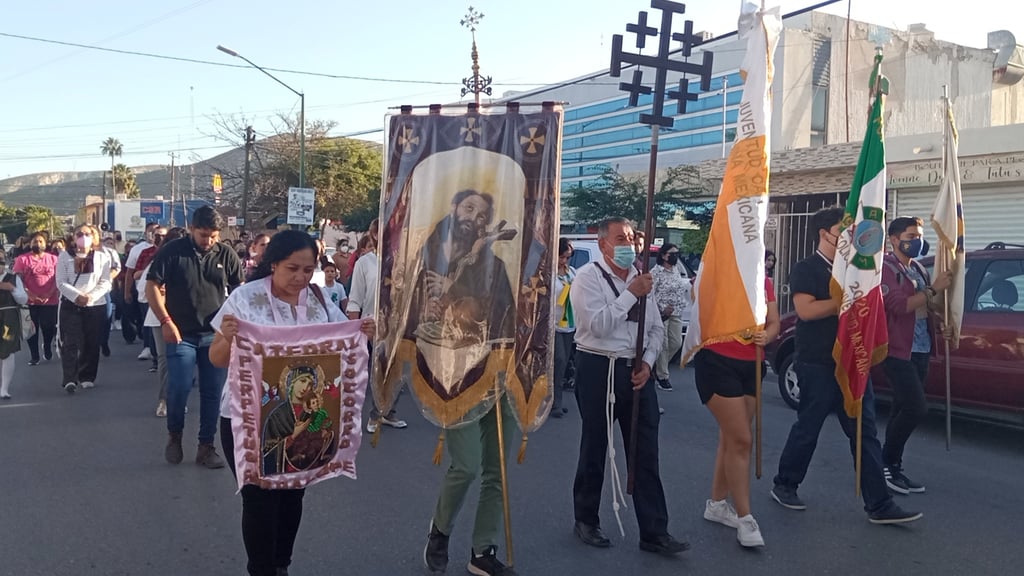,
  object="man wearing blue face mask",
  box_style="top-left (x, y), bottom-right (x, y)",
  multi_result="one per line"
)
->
top-left (569, 218), bottom-right (688, 556)
top-left (879, 216), bottom-right (952, 495)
